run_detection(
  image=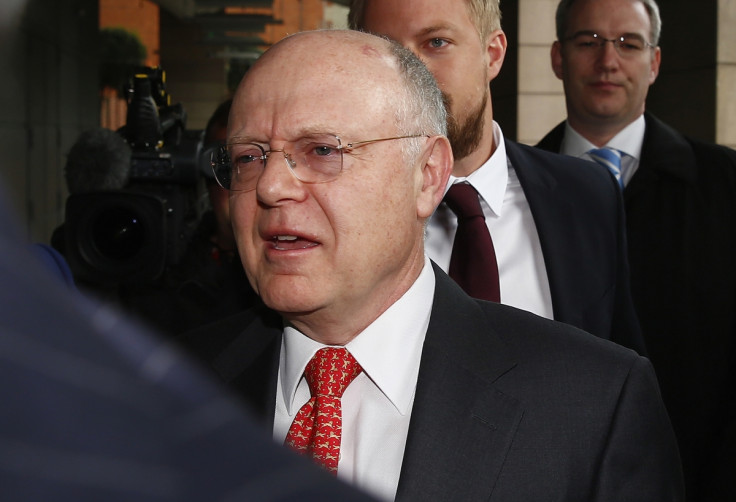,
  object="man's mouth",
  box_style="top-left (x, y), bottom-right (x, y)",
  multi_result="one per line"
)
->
top-left (272, 235), bottom-right (318, 251)
top-left (591, 80), bottom-right (620, 89)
